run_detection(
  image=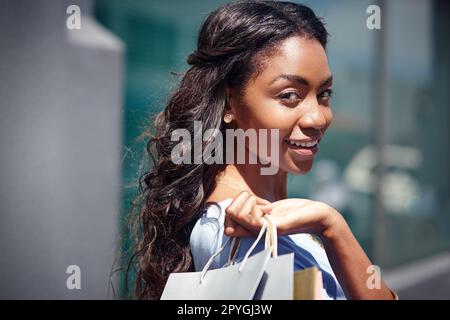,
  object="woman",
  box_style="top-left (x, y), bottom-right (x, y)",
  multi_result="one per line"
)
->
top-left (132, 0), bottom-right (397, 300)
